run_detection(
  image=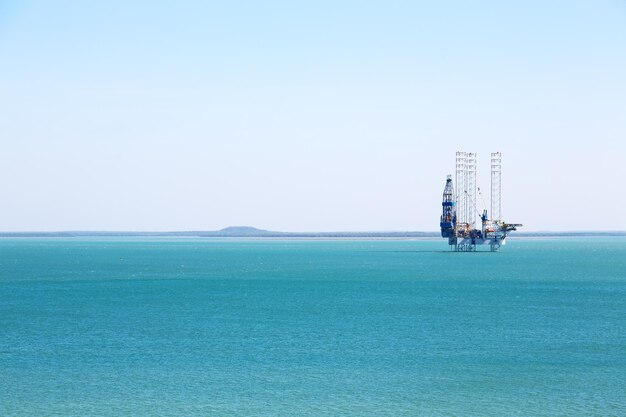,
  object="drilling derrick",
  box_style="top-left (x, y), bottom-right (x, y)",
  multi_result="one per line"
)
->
top-left (439, 151), bottom-right (521, 252)
top-left (440, 175), bottom-right (456, 238)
